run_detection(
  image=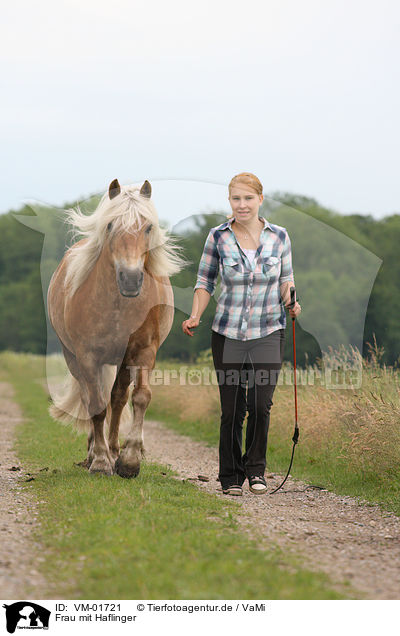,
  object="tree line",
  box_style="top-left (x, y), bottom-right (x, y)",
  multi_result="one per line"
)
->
top-left (0, 194), bottom-right (399, 365)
